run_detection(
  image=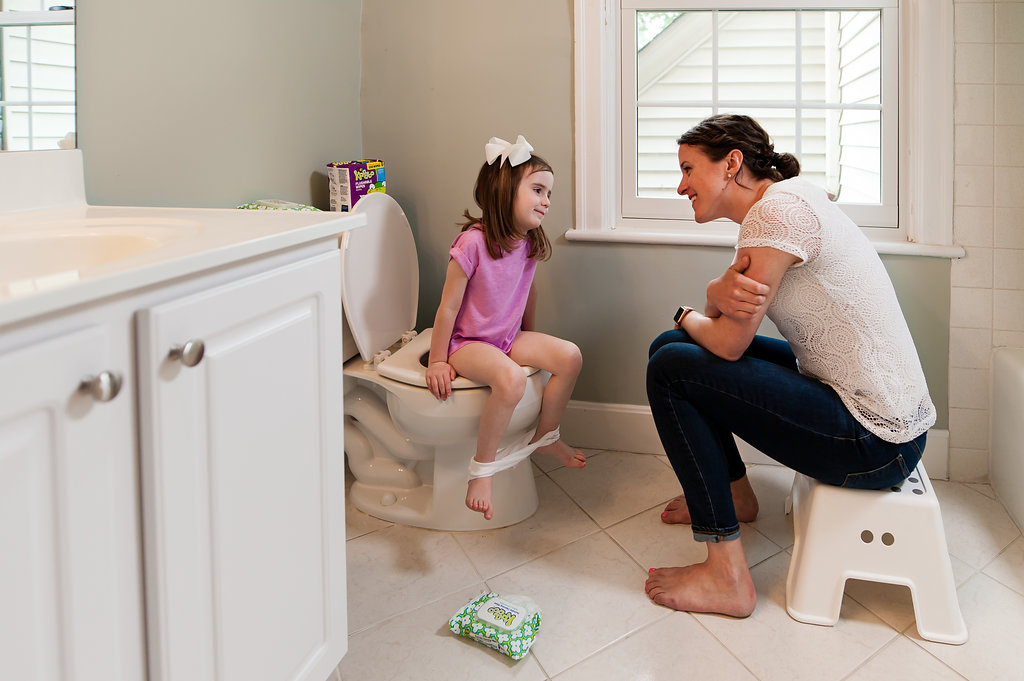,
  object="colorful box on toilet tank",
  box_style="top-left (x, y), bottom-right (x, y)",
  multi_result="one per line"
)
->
top-left (327, 159), bottom-right (386, 212)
